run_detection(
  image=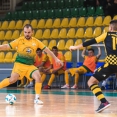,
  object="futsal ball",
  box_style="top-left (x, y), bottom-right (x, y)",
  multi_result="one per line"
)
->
top-left (5, 94), bottom-right (16, 105)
